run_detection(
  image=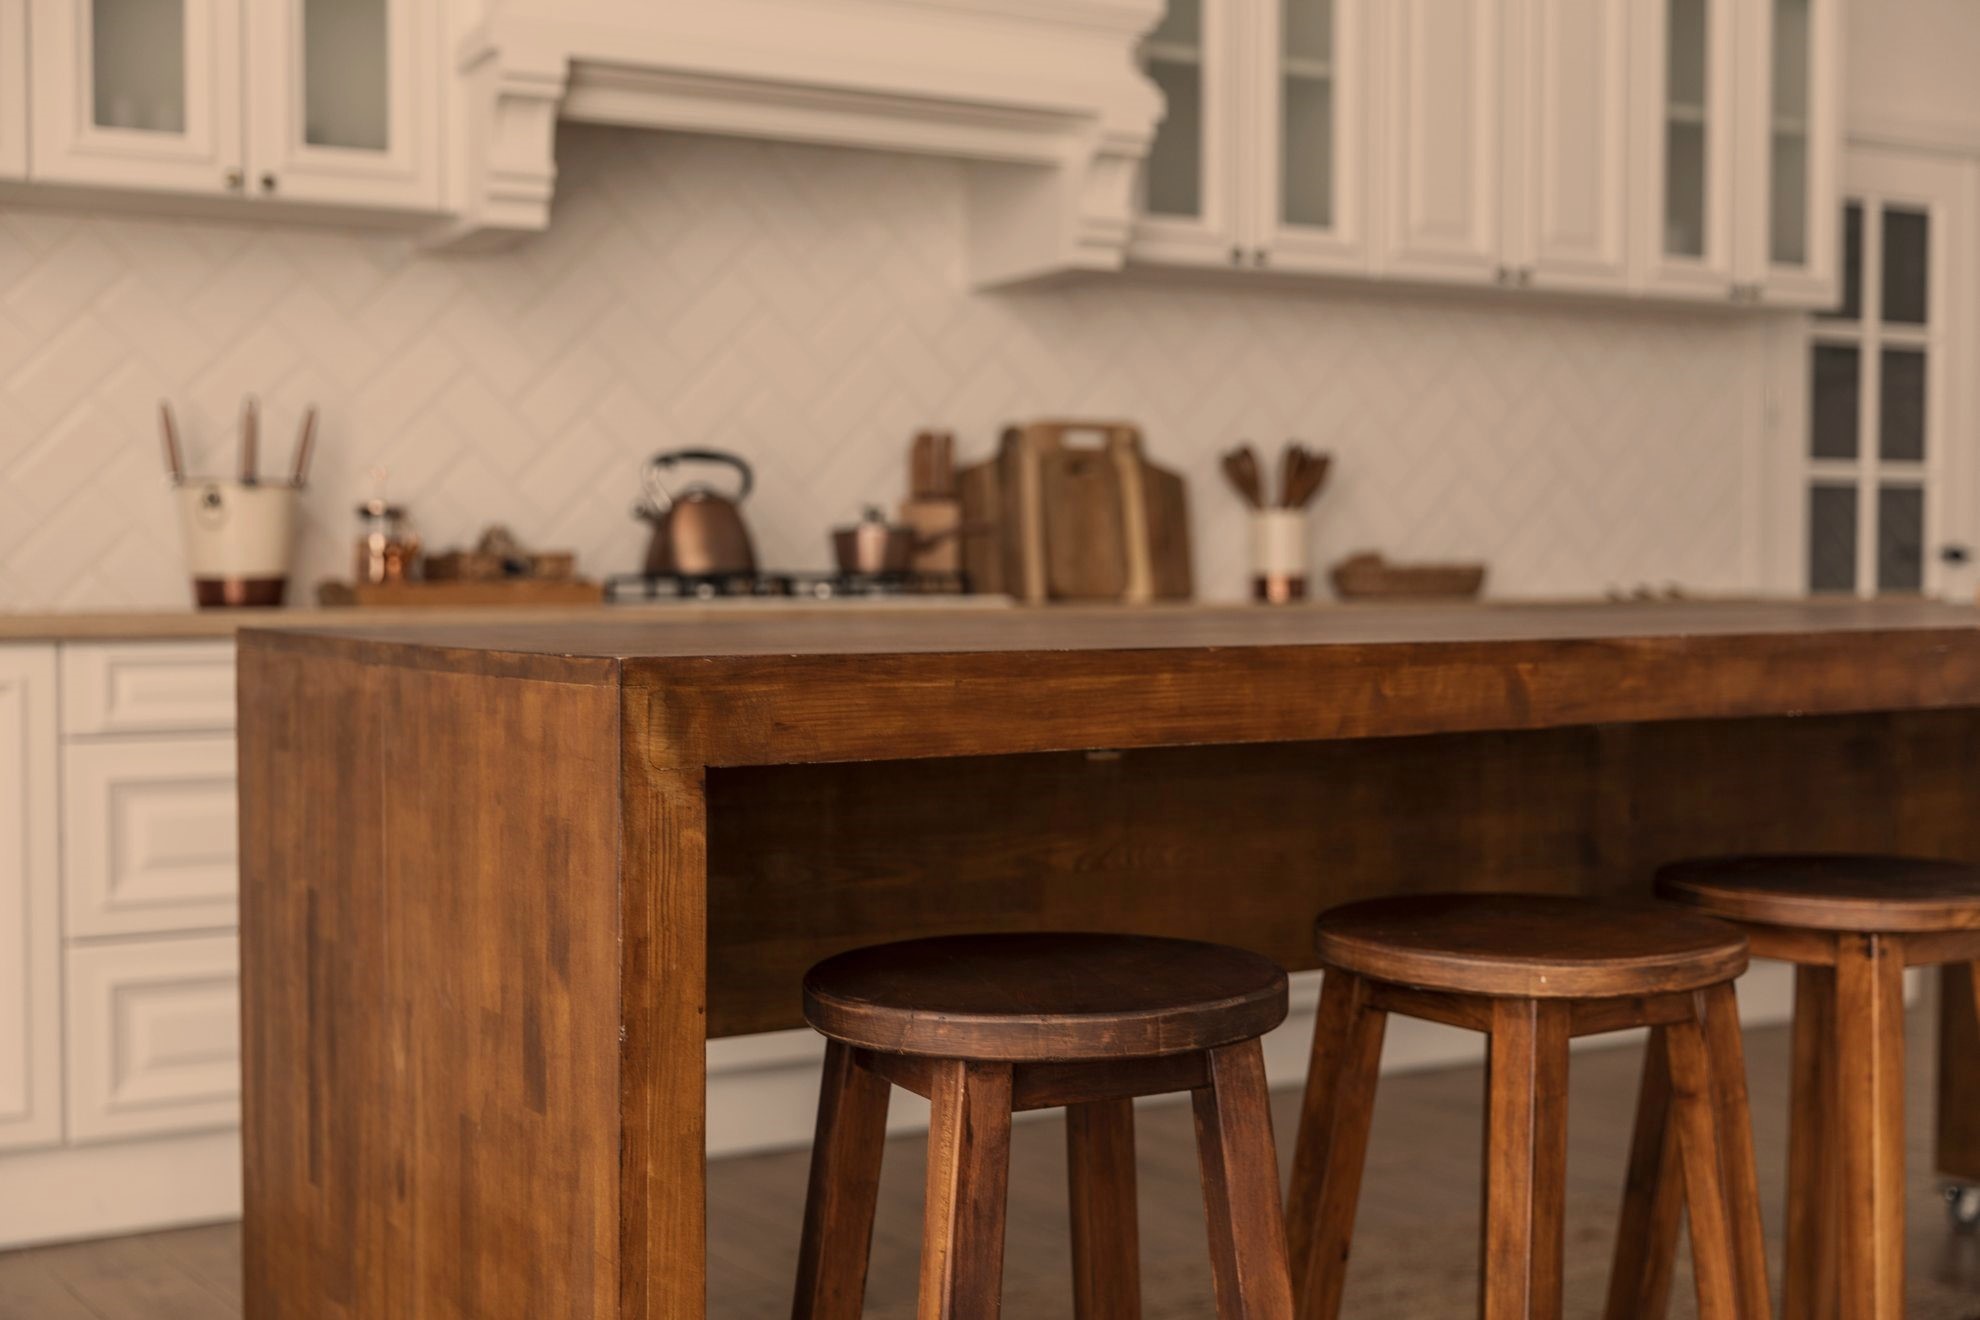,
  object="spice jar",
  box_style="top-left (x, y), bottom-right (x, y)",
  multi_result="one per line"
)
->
top-left (354, 498), bottom-right (420, 584)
